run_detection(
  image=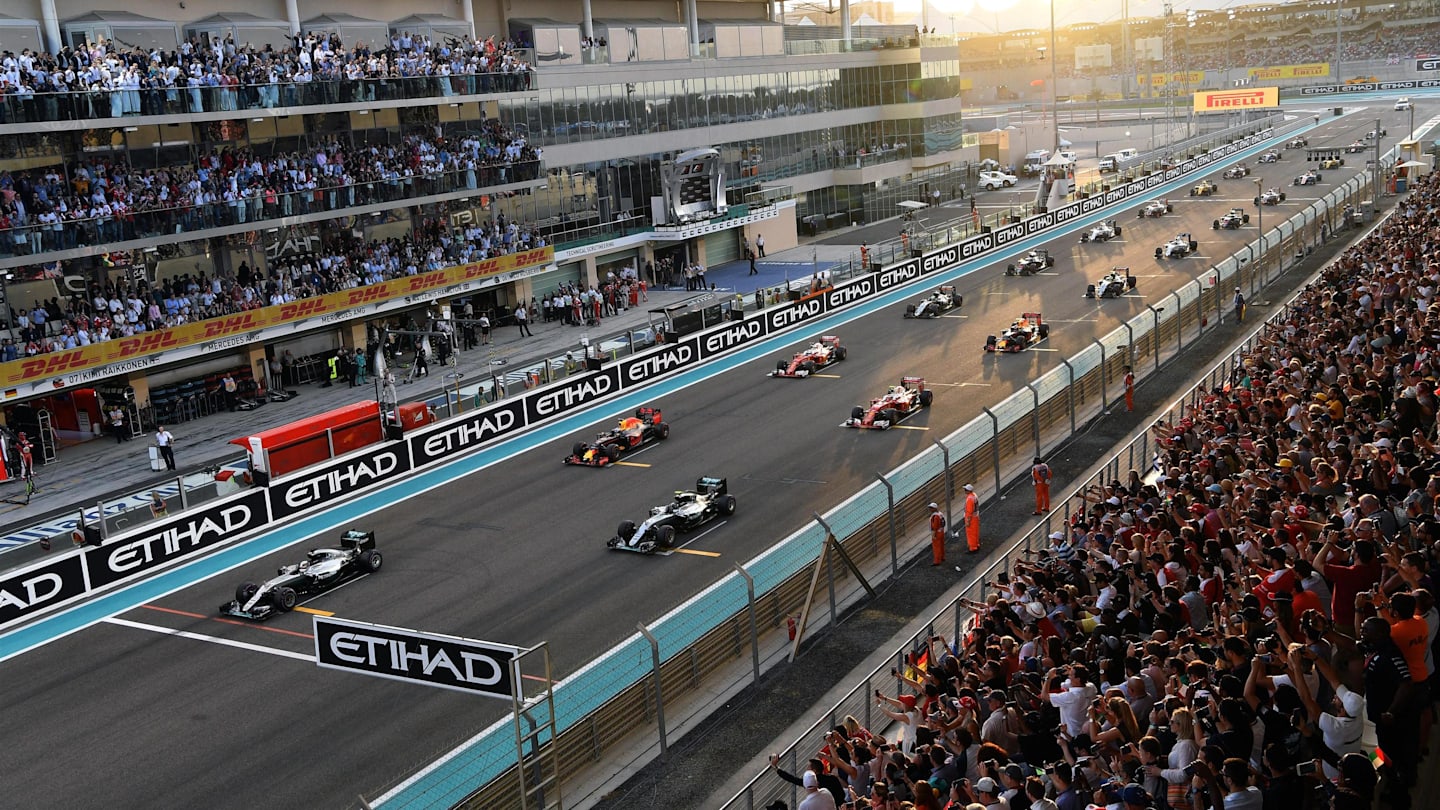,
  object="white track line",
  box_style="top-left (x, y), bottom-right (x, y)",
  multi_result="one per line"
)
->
top-left (104, 617), bottom-right (312, 662)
